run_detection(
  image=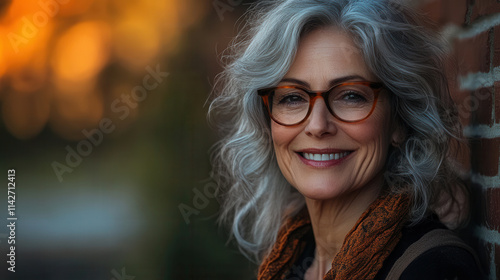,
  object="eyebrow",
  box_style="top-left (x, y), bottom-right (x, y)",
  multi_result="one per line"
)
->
top-left (279, 75), bottom-right (368, 88)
